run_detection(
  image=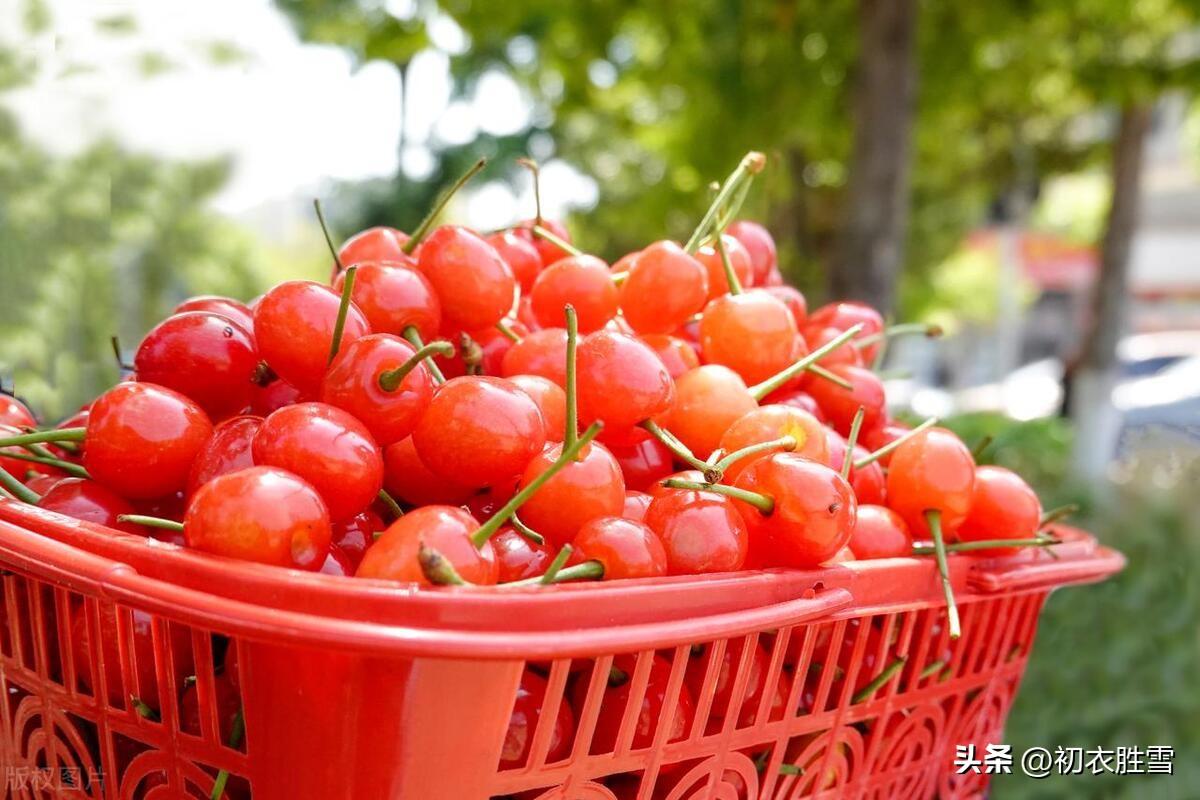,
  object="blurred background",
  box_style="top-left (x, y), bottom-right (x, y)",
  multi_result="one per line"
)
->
top-left (1, 0), bottom-right (1197, 795)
